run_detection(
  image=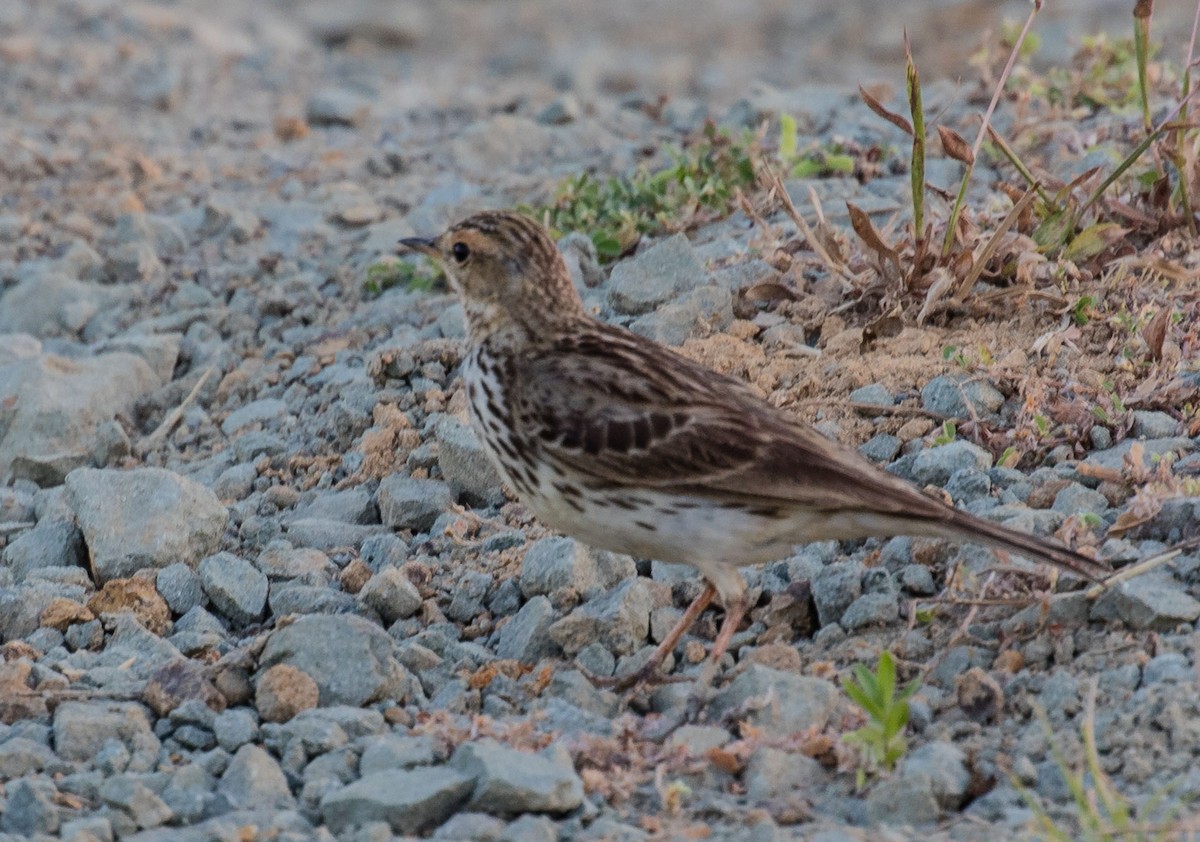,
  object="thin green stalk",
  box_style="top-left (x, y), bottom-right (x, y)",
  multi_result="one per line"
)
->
top-left (1175, 1), bottom-right (1200, 233)
top-left (1076, 83), bottom-right (1200, 221)
top-left (906, 33), bottom-right (926, 236)
top-left (1134, 0), bottom-right (1155, 134)
top-left (941, 0), bottom-right (1043, 256)
top-left (985, 126), bottom-right (1057, 208)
